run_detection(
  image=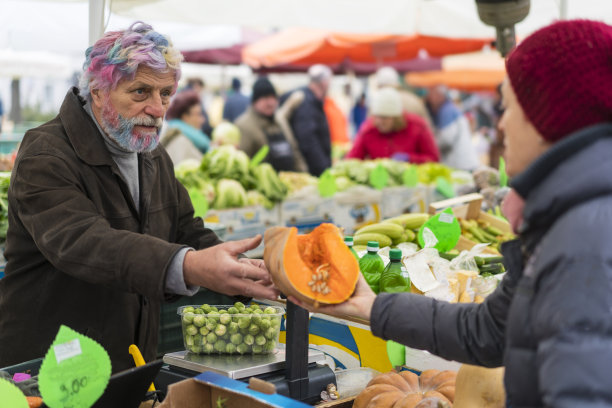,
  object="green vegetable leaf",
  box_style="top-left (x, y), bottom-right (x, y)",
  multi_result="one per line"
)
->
top-left (250, 145), bottom-right (269, 168)
top-left (499, 157), bottom-right (508, 187)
